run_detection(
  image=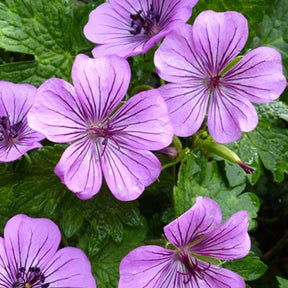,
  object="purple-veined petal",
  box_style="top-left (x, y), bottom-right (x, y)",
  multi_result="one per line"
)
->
top-left (72, 54), bottom-right (130, 121)
top-left (223, 47), bottom-right (287, 103)
top-left (189, 260), bottom-right (246, 288)
top-left (164, 197), bottom-right (222, 248)
top-left (3, 215), bottom-right (61, 275)
top-left (158, 83), bottom-right (209, 137)
top-left (27, 78), bottom-right (87, 143)
top-left (119, 245), bottom-right (176, 288)
top-left (207, 87), bottom-right (258, 143)
top-left (110, 89), bottom-right (173, 150)
top-left (42, 247), bottom-right (96, 288)
top-left (0, 139), bottom-right (42, 162)
top-left (101, 142), bottom-right (161, 201)
top-left (54, 138), bottom-right (102, 200)
top-left (0, 237), bottom-right (11, 287)
top-left (0, 81), bottom-right (44, 162)
top-left (191, 211), bottom-right (250, 260)
top-left (154, 25), bottom-right (206, 84)
top-left (192, 11), bottom-right (248, 74)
